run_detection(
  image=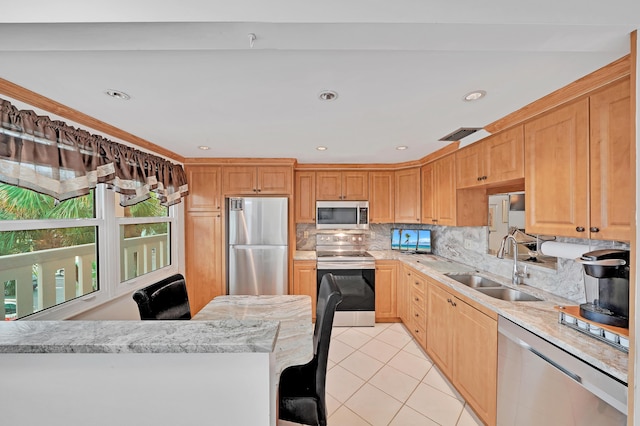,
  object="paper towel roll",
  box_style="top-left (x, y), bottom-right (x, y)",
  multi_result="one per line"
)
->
top-left (540, 241), bottom-right (592, 260)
